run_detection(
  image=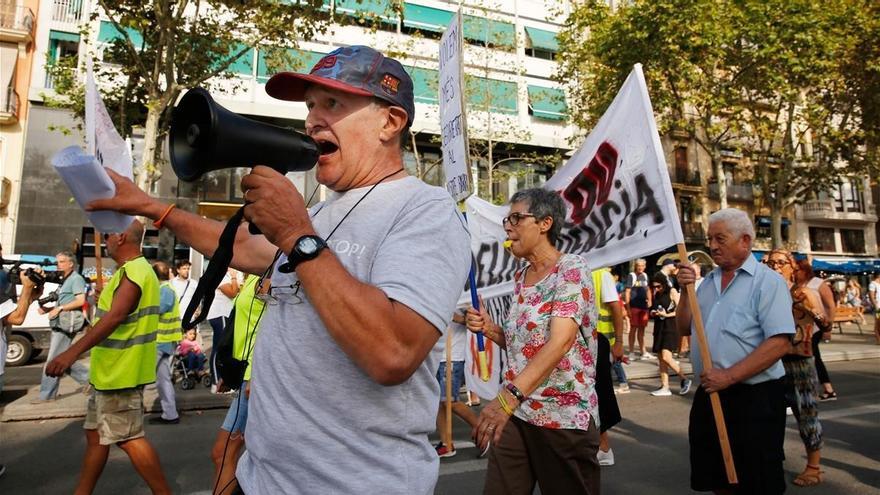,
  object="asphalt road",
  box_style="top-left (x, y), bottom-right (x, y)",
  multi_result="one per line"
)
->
top-left (1, 359), bottom-right (877, 494)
